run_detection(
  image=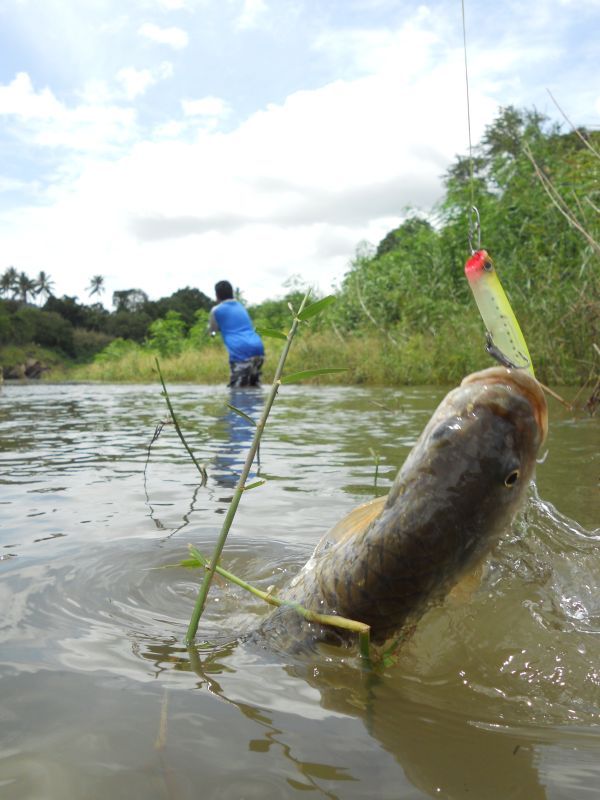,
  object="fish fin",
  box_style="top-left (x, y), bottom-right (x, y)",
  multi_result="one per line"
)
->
top-left (314, 495), bottom-right (388, 556)
top-left (447, 562), bottom-right (485, 605)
